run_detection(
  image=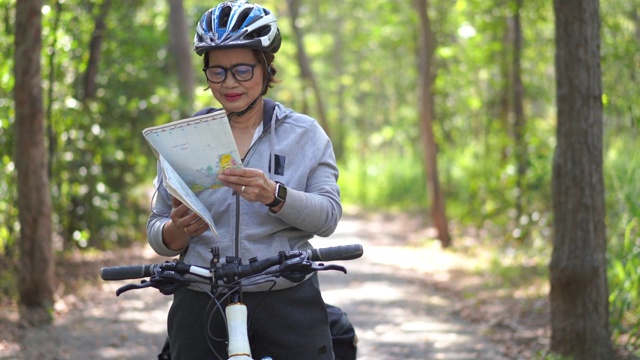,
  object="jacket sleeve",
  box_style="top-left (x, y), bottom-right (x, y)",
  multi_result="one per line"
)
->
top-left (146, 164), bottom-right (185, 257)
top-left (272, 132), bottom-right (342, 237)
